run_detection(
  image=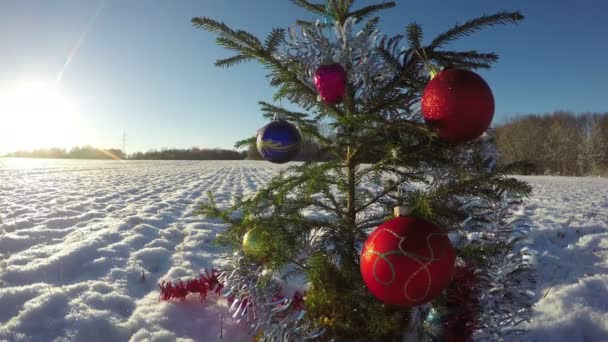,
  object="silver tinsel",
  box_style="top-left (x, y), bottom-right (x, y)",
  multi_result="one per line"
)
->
top-left (226, 10), bottom-right (533, 341)
top-left (275, 18), bottom-right (400, 103)
top-left (458, 132), bottom-right (536, 340)
top-left (464, 197), bottom-right (536, 341)
top-left (222, 252), bottom-right (324, 341)
top-left (414, 130), bottom-right (535, 341)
